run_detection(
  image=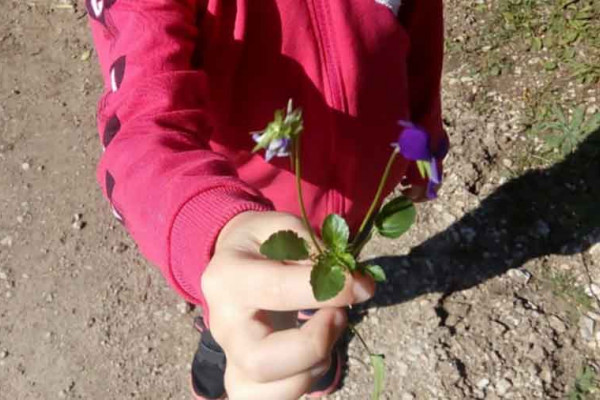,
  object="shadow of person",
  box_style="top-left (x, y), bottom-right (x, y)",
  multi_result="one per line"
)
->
top-left (364, 127), bottom-right (600, 309)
